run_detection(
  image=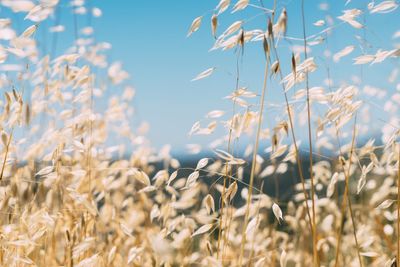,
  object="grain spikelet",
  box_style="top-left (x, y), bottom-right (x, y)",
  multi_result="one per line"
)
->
top-left (314, 20), bottom-right (325, 26)
top-left (196, 158), bottom-right (209, 170)
top-left (275, 8), bottom-right (287, 36)
top-left (73, 237), bottom-right (96, 259)
top-left (272, 202), bottom-right (283, 223)
top-left (280, 250), bottom-right (288, 267)
top-left (333, 45), bottom-right (355, 62)
top-left (187, 16), bottom-right (202, 37)
top-left (192, 223), bottom-right (213, 237)
top-left (108, 246), bottom-right (117, 265)
top-left (2, 0), bottom-right (35, 12)
top-left (338, 9), bottom-right (363, 29)
top-left (191, 67), bottom-right (215, 81)
top-left (21, 24), bottom-right (38, 38)
top-left (167, 170), bottom-right (178, 185)
top-left (216, 0), bottom-right (230, 15)
top-left (185, 171), bottom-right (200, 188)
top-left (75, 254), bottom-right (100, 267)
top-left (211, 14), bottom-right (218, 38)
top-left (370, 1), bottom-right (398, 14)
top-left (327, 172), bottom-right (339, 198)
top-left (232, 0), bottom-right (248, 13)
top-left (376, 199), bottom-right (396, 210)
top-left (222, 20), bottom-right (242, 37)
top-left (132, 169), bottom-right (151, 186)
top-left (206, 110), bottom-right (224, 118)
top-left (246, 215), bottom-right (260, 236)
top-left (127, 247), bottom-right (143, 264)
top-left (203, 194), bottom-right (215, 214)
top-left (1, 132), bottom-right (8, 147)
